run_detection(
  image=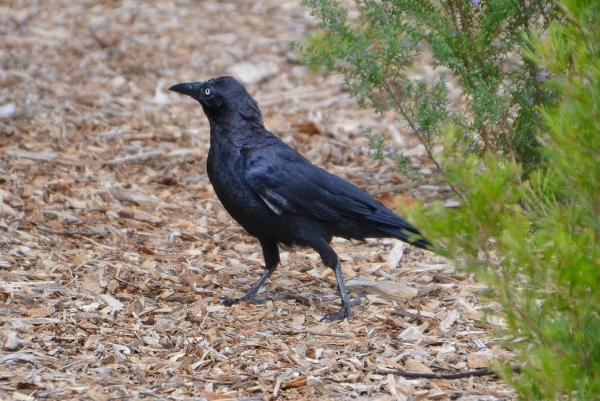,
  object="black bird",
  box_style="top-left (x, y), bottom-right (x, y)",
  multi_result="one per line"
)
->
top-left (170, 76), bottom-right (430, 320)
